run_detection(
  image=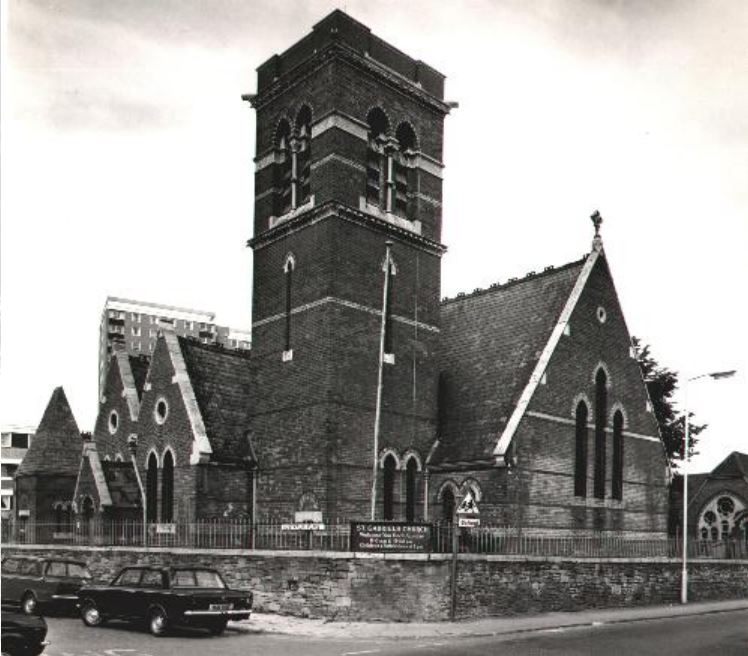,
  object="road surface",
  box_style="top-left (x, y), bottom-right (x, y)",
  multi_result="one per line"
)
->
top-left (42, 609), bottom-right (748, 656)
